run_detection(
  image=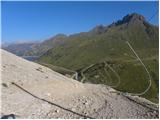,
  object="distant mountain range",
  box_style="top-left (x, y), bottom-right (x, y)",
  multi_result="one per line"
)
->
top-left (2, 42), bottom-right (38, 56)
top-left (2, 34), bottom-right (67, 56)
top-left (39, 13), bottom-right (158, 69)
top-left (2, 13), bottom-right (159, 103)
top-left (3, 13), bottom-right (158, 58)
